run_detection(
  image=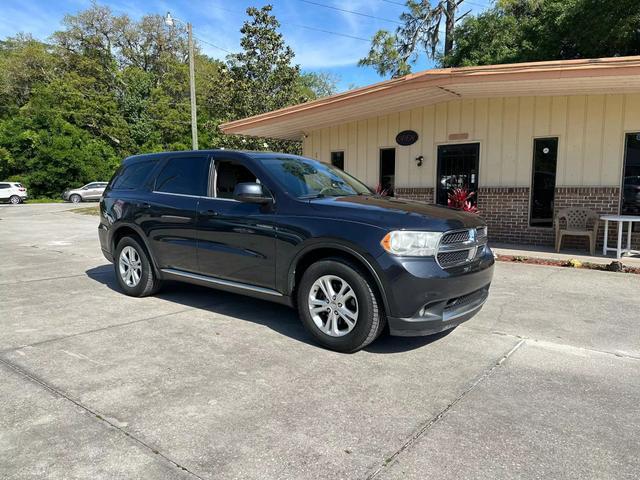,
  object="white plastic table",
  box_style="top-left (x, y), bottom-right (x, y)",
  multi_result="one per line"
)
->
top-left (601, 215), bottom-right (640, 259)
